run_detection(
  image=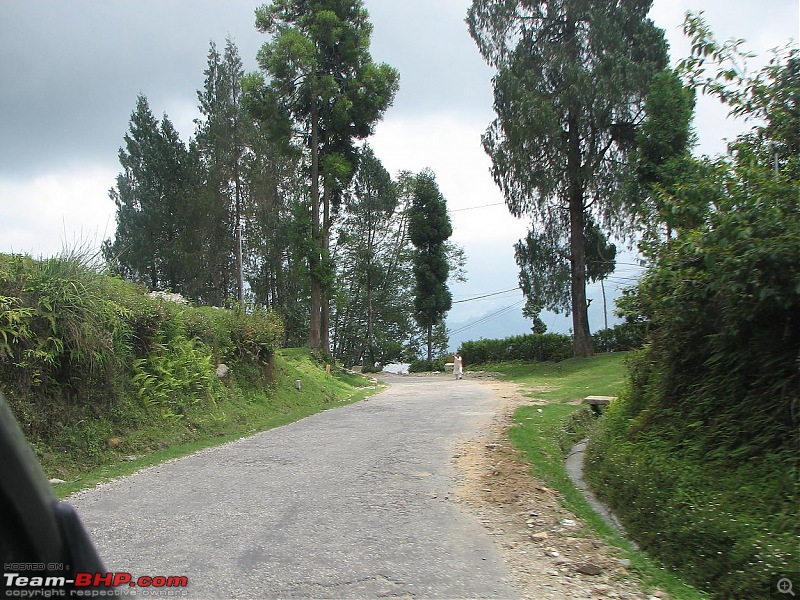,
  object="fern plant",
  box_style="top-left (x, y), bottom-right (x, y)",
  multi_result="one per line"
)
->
top-left (132, 335), bottom-right (218, 419)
